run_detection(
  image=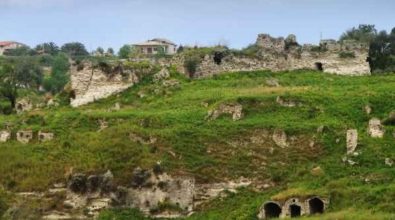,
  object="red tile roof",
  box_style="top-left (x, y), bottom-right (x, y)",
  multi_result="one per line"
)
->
top-left (0, 41), bottom-right (21, 47)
